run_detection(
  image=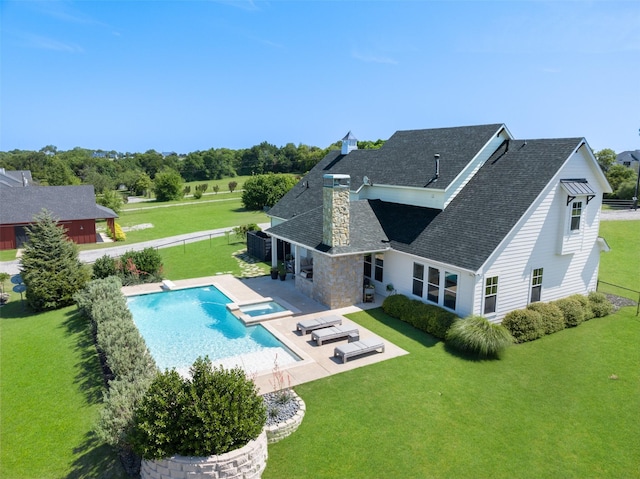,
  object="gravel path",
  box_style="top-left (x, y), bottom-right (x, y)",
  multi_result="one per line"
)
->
top-left (600, 208), bottom-right (640, 221)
